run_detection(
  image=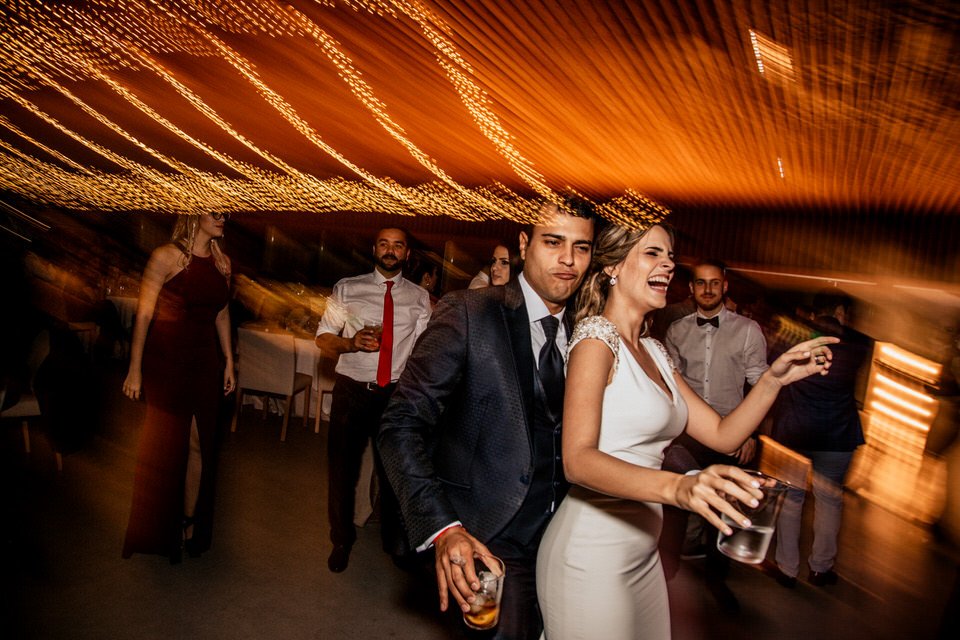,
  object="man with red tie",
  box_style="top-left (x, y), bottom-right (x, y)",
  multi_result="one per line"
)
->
top-left (315, 227), bottom-right (432, 573)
